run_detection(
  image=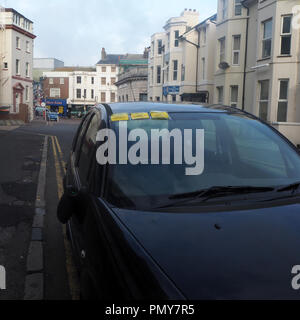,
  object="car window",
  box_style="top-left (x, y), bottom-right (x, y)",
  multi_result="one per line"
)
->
top-left (77, 112), bottom-right (100, 186)
top-left (73, 113), bottom-right (93, 162)
top-left (106, 112), bottom-right (300, 210)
